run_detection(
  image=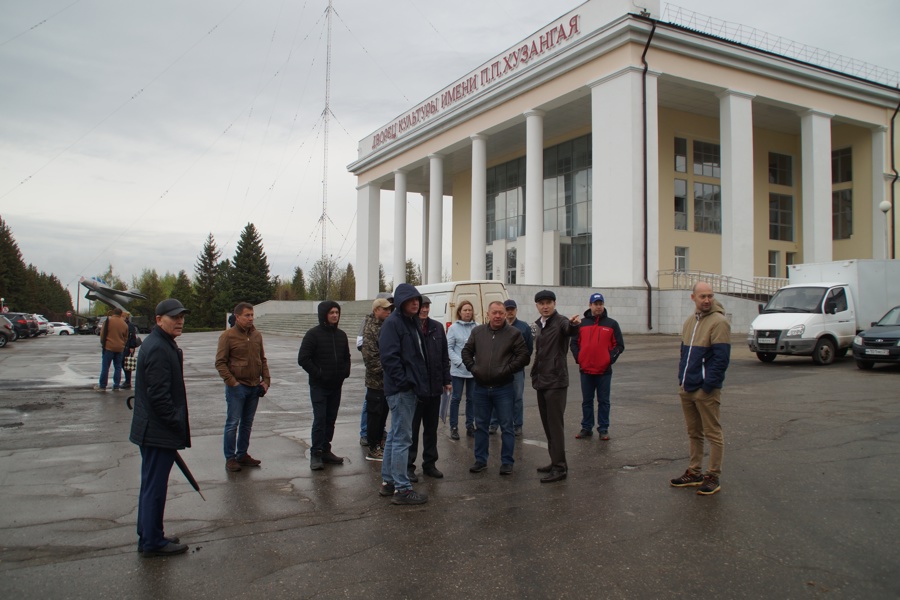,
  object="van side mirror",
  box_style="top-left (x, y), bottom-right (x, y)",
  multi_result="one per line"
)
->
top-left (824, 301), bottom-right (836, 315)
